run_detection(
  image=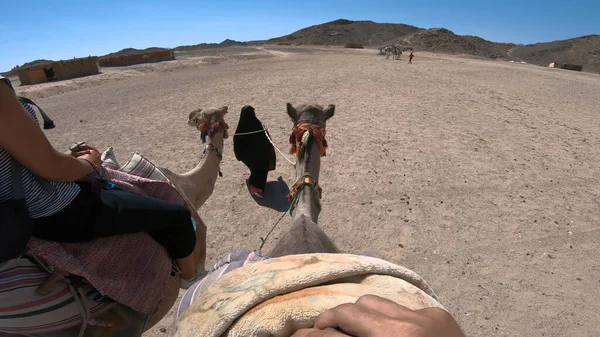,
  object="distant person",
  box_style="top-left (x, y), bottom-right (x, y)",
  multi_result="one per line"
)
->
top-left (409, 52), bottom-right (415, 64)
top-left (233, 105), bottom-right (276, 199)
